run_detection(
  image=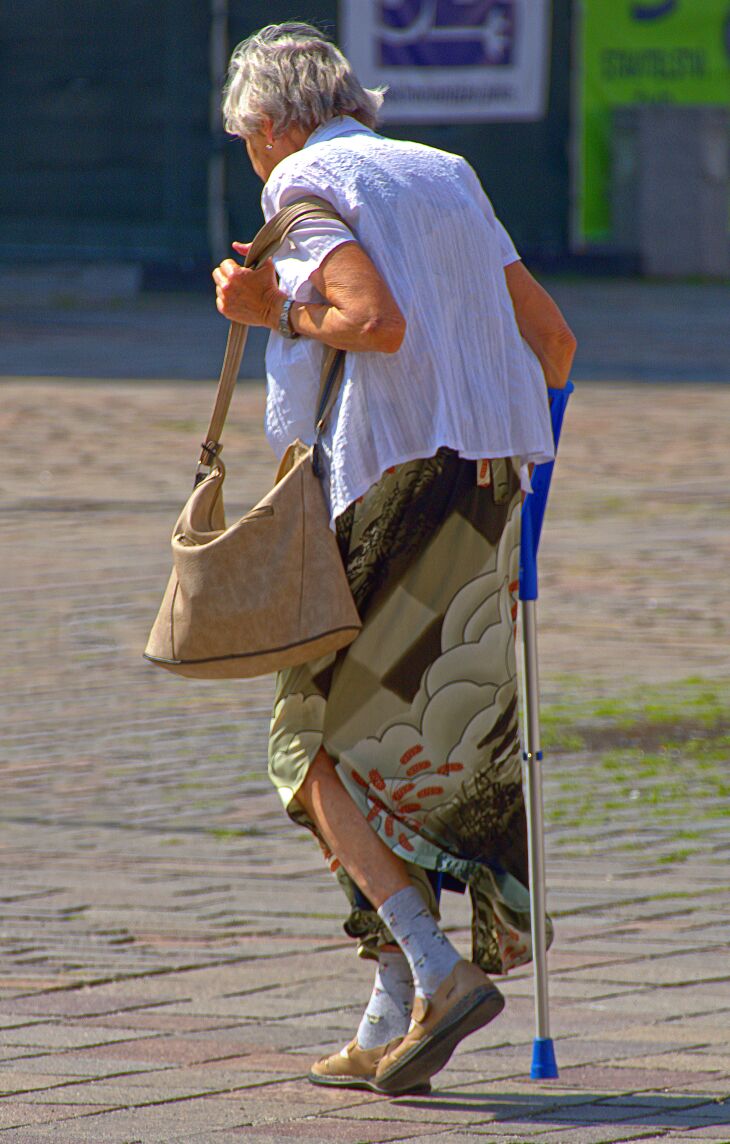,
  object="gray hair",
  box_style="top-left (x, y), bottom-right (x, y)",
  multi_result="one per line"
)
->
top-left (222, 22), bottom-right (385, 139)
